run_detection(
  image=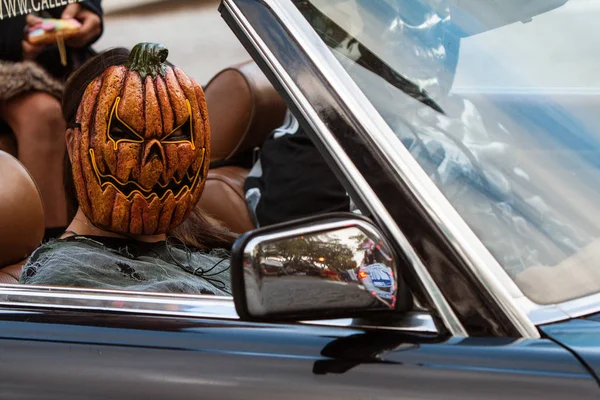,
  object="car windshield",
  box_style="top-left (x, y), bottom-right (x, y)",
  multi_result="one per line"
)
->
top-left (295, 0), bottom-right (600, 305)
